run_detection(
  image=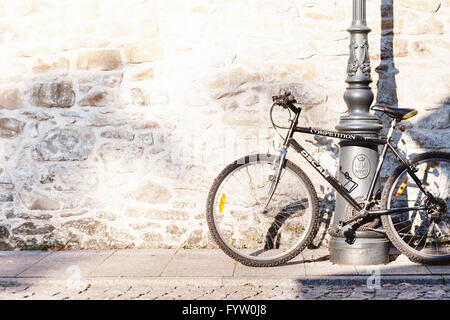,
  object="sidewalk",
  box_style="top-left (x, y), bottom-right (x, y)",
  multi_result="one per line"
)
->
top-left (0, 248), bottom-right (448, 299)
